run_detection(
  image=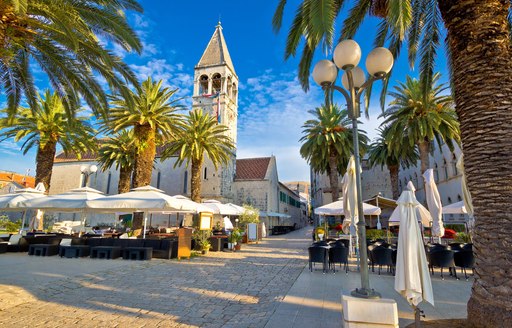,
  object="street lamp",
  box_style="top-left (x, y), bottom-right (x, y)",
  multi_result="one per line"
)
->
top-left (80, 164), bottom-right (97, 187)
top-left (312, 40), bottom-right (393, 299)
